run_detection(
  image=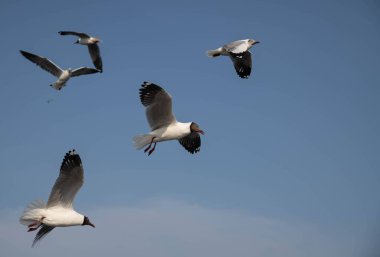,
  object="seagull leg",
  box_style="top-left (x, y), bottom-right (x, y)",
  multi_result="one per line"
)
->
top-left (148, 142), bottom-right (157, 156)
top-left (27, 222), bottom-right (42, 232)
top-left (144, 137), bottom-right (156, 153)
